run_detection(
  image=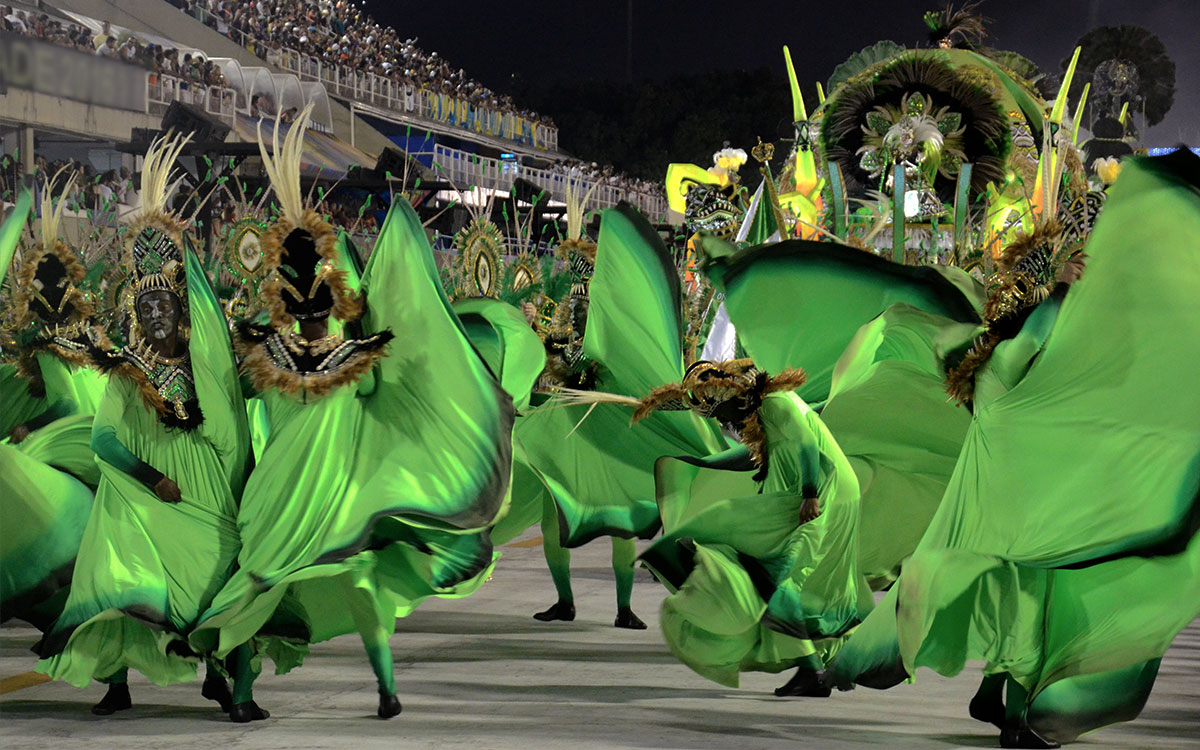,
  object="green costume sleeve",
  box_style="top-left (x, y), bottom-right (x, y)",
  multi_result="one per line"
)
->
top-left (22, 399), bottom-right (75, 432)
top-left (186, 245), bottom-right (251, 496)
top-left (453, 297), bottom-right (545, 411)
top-left (698, 236), bottom-right (983, 402)
top-left (90, 386), bottom-right (163, 488)
top-left (0, 188), bottom-right (33, 285)
top-left (352, 200), bottom-right (514, 532)
top-left (795, 420), bottom-right (821, 500)
top-left (992, 284), bottom-right (1067, 379)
